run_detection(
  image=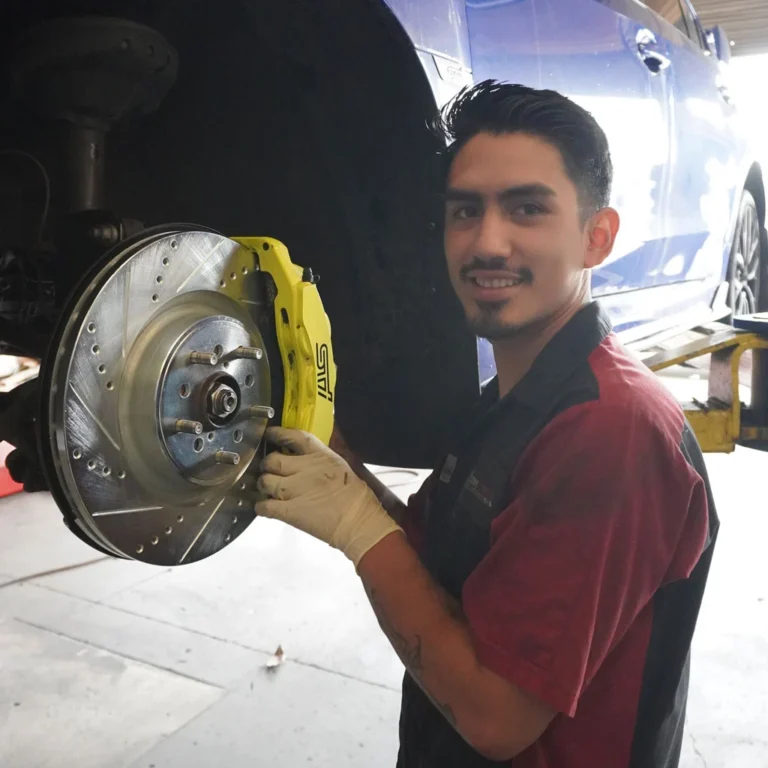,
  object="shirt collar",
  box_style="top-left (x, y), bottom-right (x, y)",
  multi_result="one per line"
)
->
top-left (486, 301), bottom-right (612, 414)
